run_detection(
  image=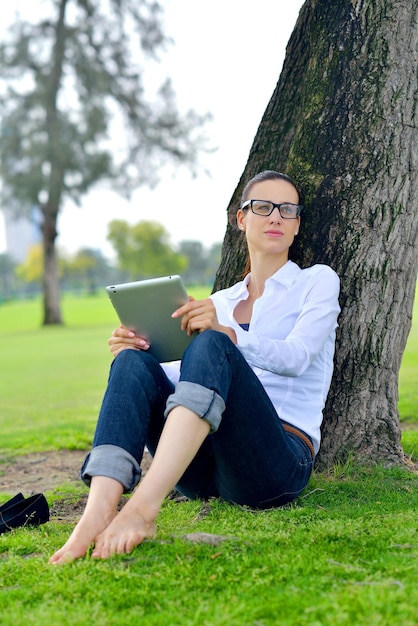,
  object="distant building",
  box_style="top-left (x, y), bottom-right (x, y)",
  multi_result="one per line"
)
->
top-left (0, 212), bottom-right (6, 253)
top-left (1, 206), bottom-right (42, 263)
